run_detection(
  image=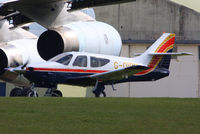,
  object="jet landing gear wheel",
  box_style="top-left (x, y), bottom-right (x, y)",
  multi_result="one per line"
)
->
top-left (21, 88), bottom-right (38, 97)
top-left (52, 90), bottom-right (63, 97)
top-left (10, 88), bottom-right (22, 97)
top-left (93, 82), bottom-right (106, 97)
top-left (10, 86), bottom-right (38, 97)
